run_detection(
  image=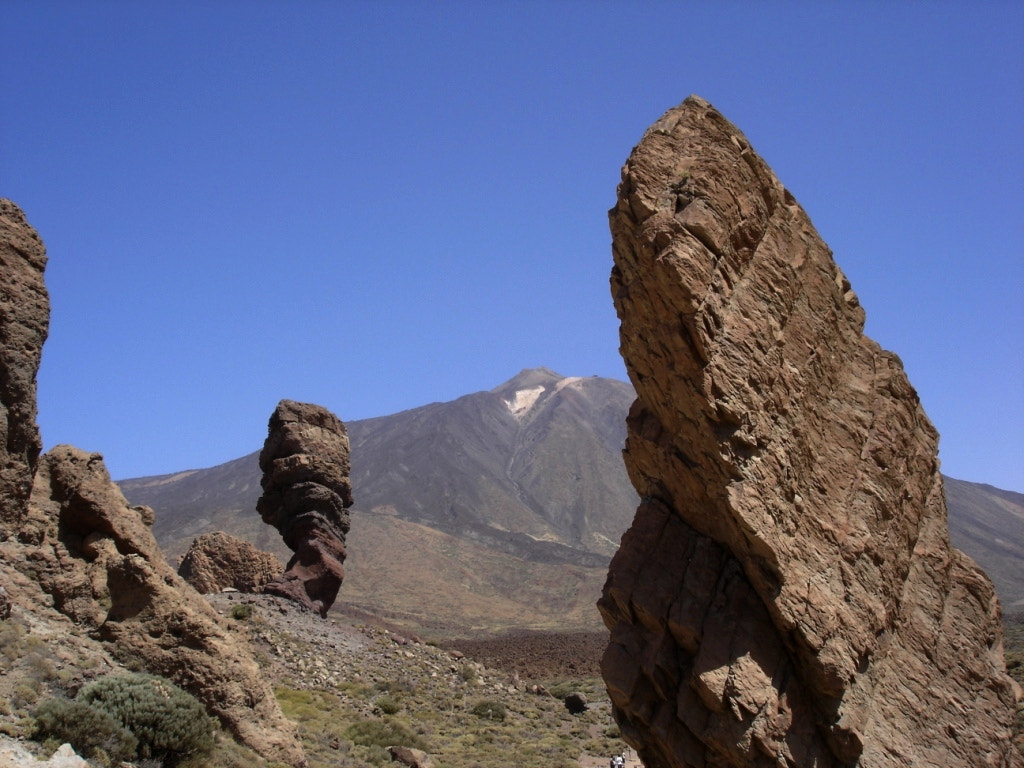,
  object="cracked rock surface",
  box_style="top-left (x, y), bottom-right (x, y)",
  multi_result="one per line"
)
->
top-left (600, 96), bottom-right (1021, 767)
